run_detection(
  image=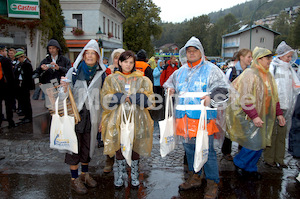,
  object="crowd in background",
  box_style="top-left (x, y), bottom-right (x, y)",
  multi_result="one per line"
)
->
top-left (1, 37), bottom-right (300, 198)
